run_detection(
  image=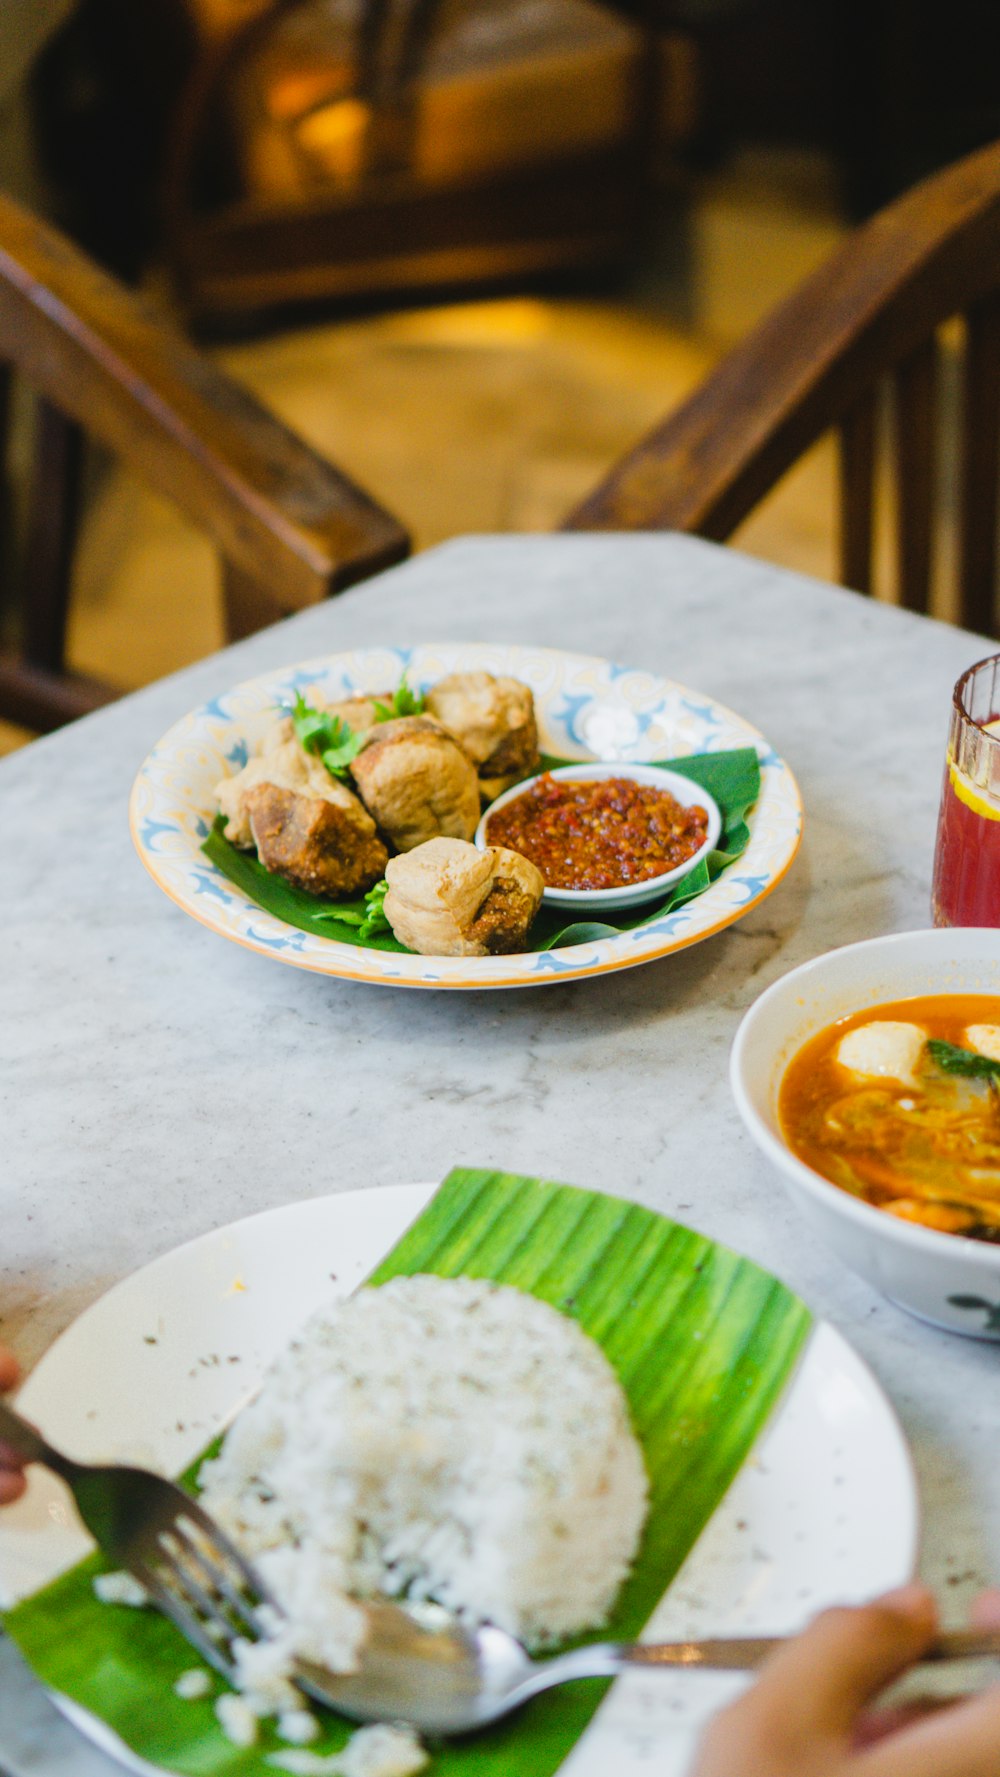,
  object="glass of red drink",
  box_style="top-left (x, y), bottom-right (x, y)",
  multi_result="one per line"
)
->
top-left (932, 654), bottom-right (1000, 925)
